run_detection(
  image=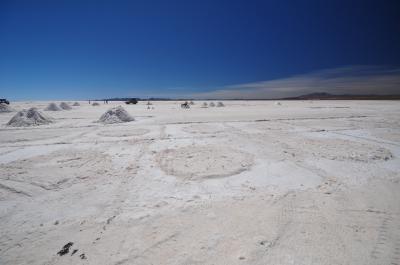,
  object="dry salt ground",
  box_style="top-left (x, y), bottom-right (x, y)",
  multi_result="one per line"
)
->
top-left (0, 103), bottom-right (14, 113)
top-left (45, 102), bottom-right (62, 111)
top-left (0, 100), bottom-right (400, 265)
top-left (157, 146), bottom-right (253, 180)
top-left (98, 106), bottom-right (134, 124)
top-left (97, 128), bottom-right (149, 137)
